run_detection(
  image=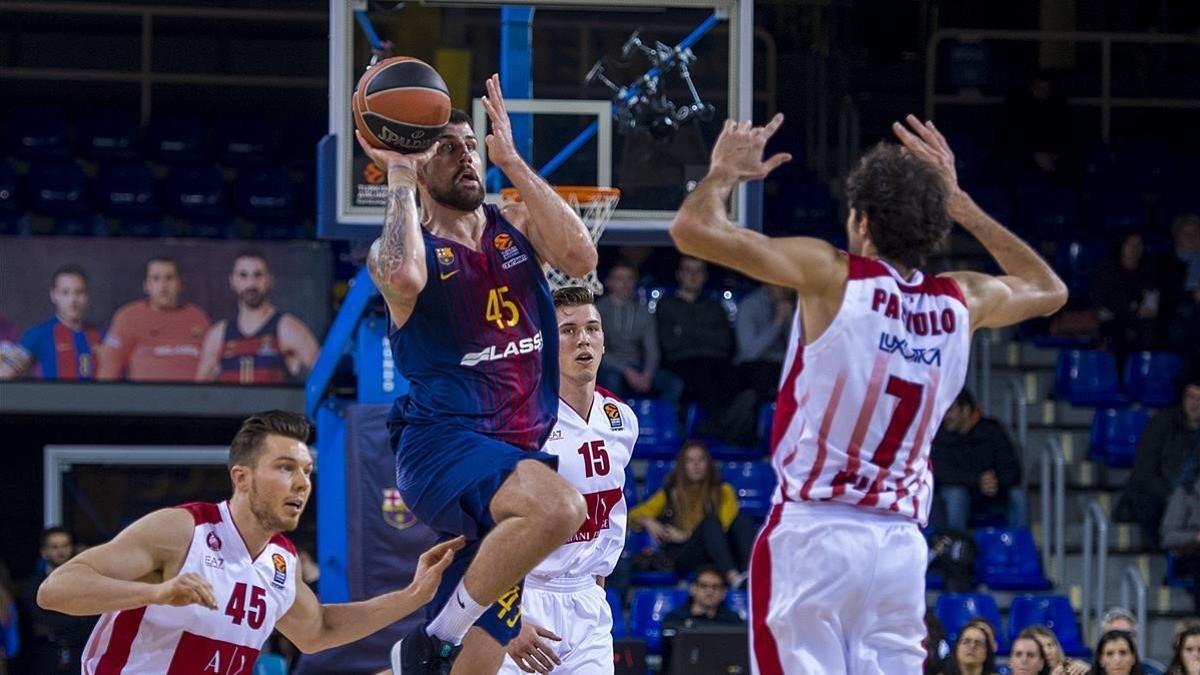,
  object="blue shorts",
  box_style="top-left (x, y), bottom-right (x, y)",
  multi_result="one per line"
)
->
top-left (392, 421), bottom-right (557, 645)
